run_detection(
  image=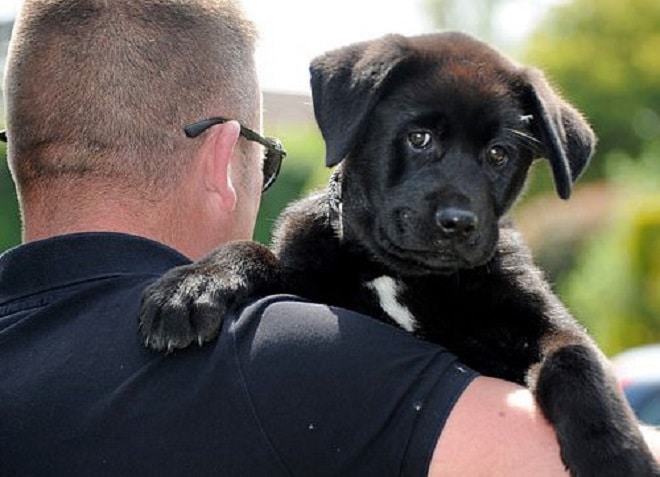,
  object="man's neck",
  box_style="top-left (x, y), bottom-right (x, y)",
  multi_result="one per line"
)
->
top-left (20, 184), bottom-right (213, 260)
